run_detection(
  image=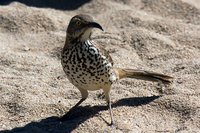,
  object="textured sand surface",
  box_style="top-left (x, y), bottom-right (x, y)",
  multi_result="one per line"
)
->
top-left (0, 0), bottom-right (200, 132)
